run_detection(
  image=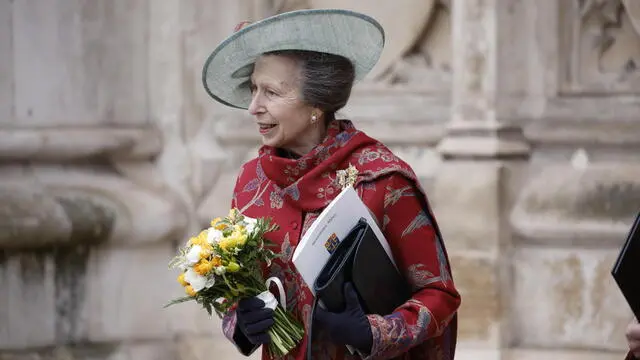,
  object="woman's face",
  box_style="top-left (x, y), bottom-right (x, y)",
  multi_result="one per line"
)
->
top-left (248, 55), bottom-right (325, 156)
